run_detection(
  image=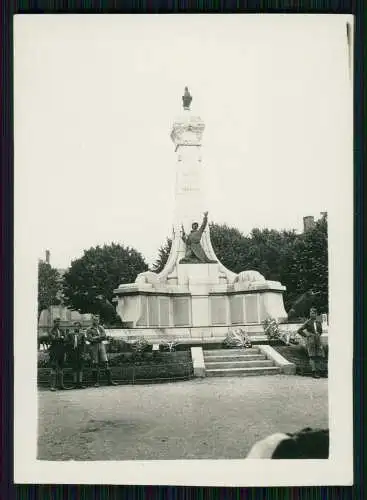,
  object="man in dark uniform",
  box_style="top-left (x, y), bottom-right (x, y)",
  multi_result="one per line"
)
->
top-left (49, 317), bottom-right (67, 390)
top-left (67, 321), bottom-right (88, 389)
top-left (86, 316), bottom-right (117, 387)
top-left (297, 307), bottom-right (325, 378)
